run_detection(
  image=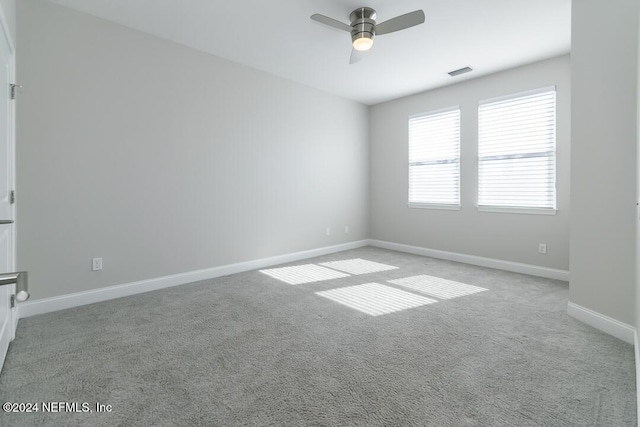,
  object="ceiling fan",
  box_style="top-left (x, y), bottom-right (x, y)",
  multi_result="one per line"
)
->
top-left (311, 7), bottom-right (425, 64)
